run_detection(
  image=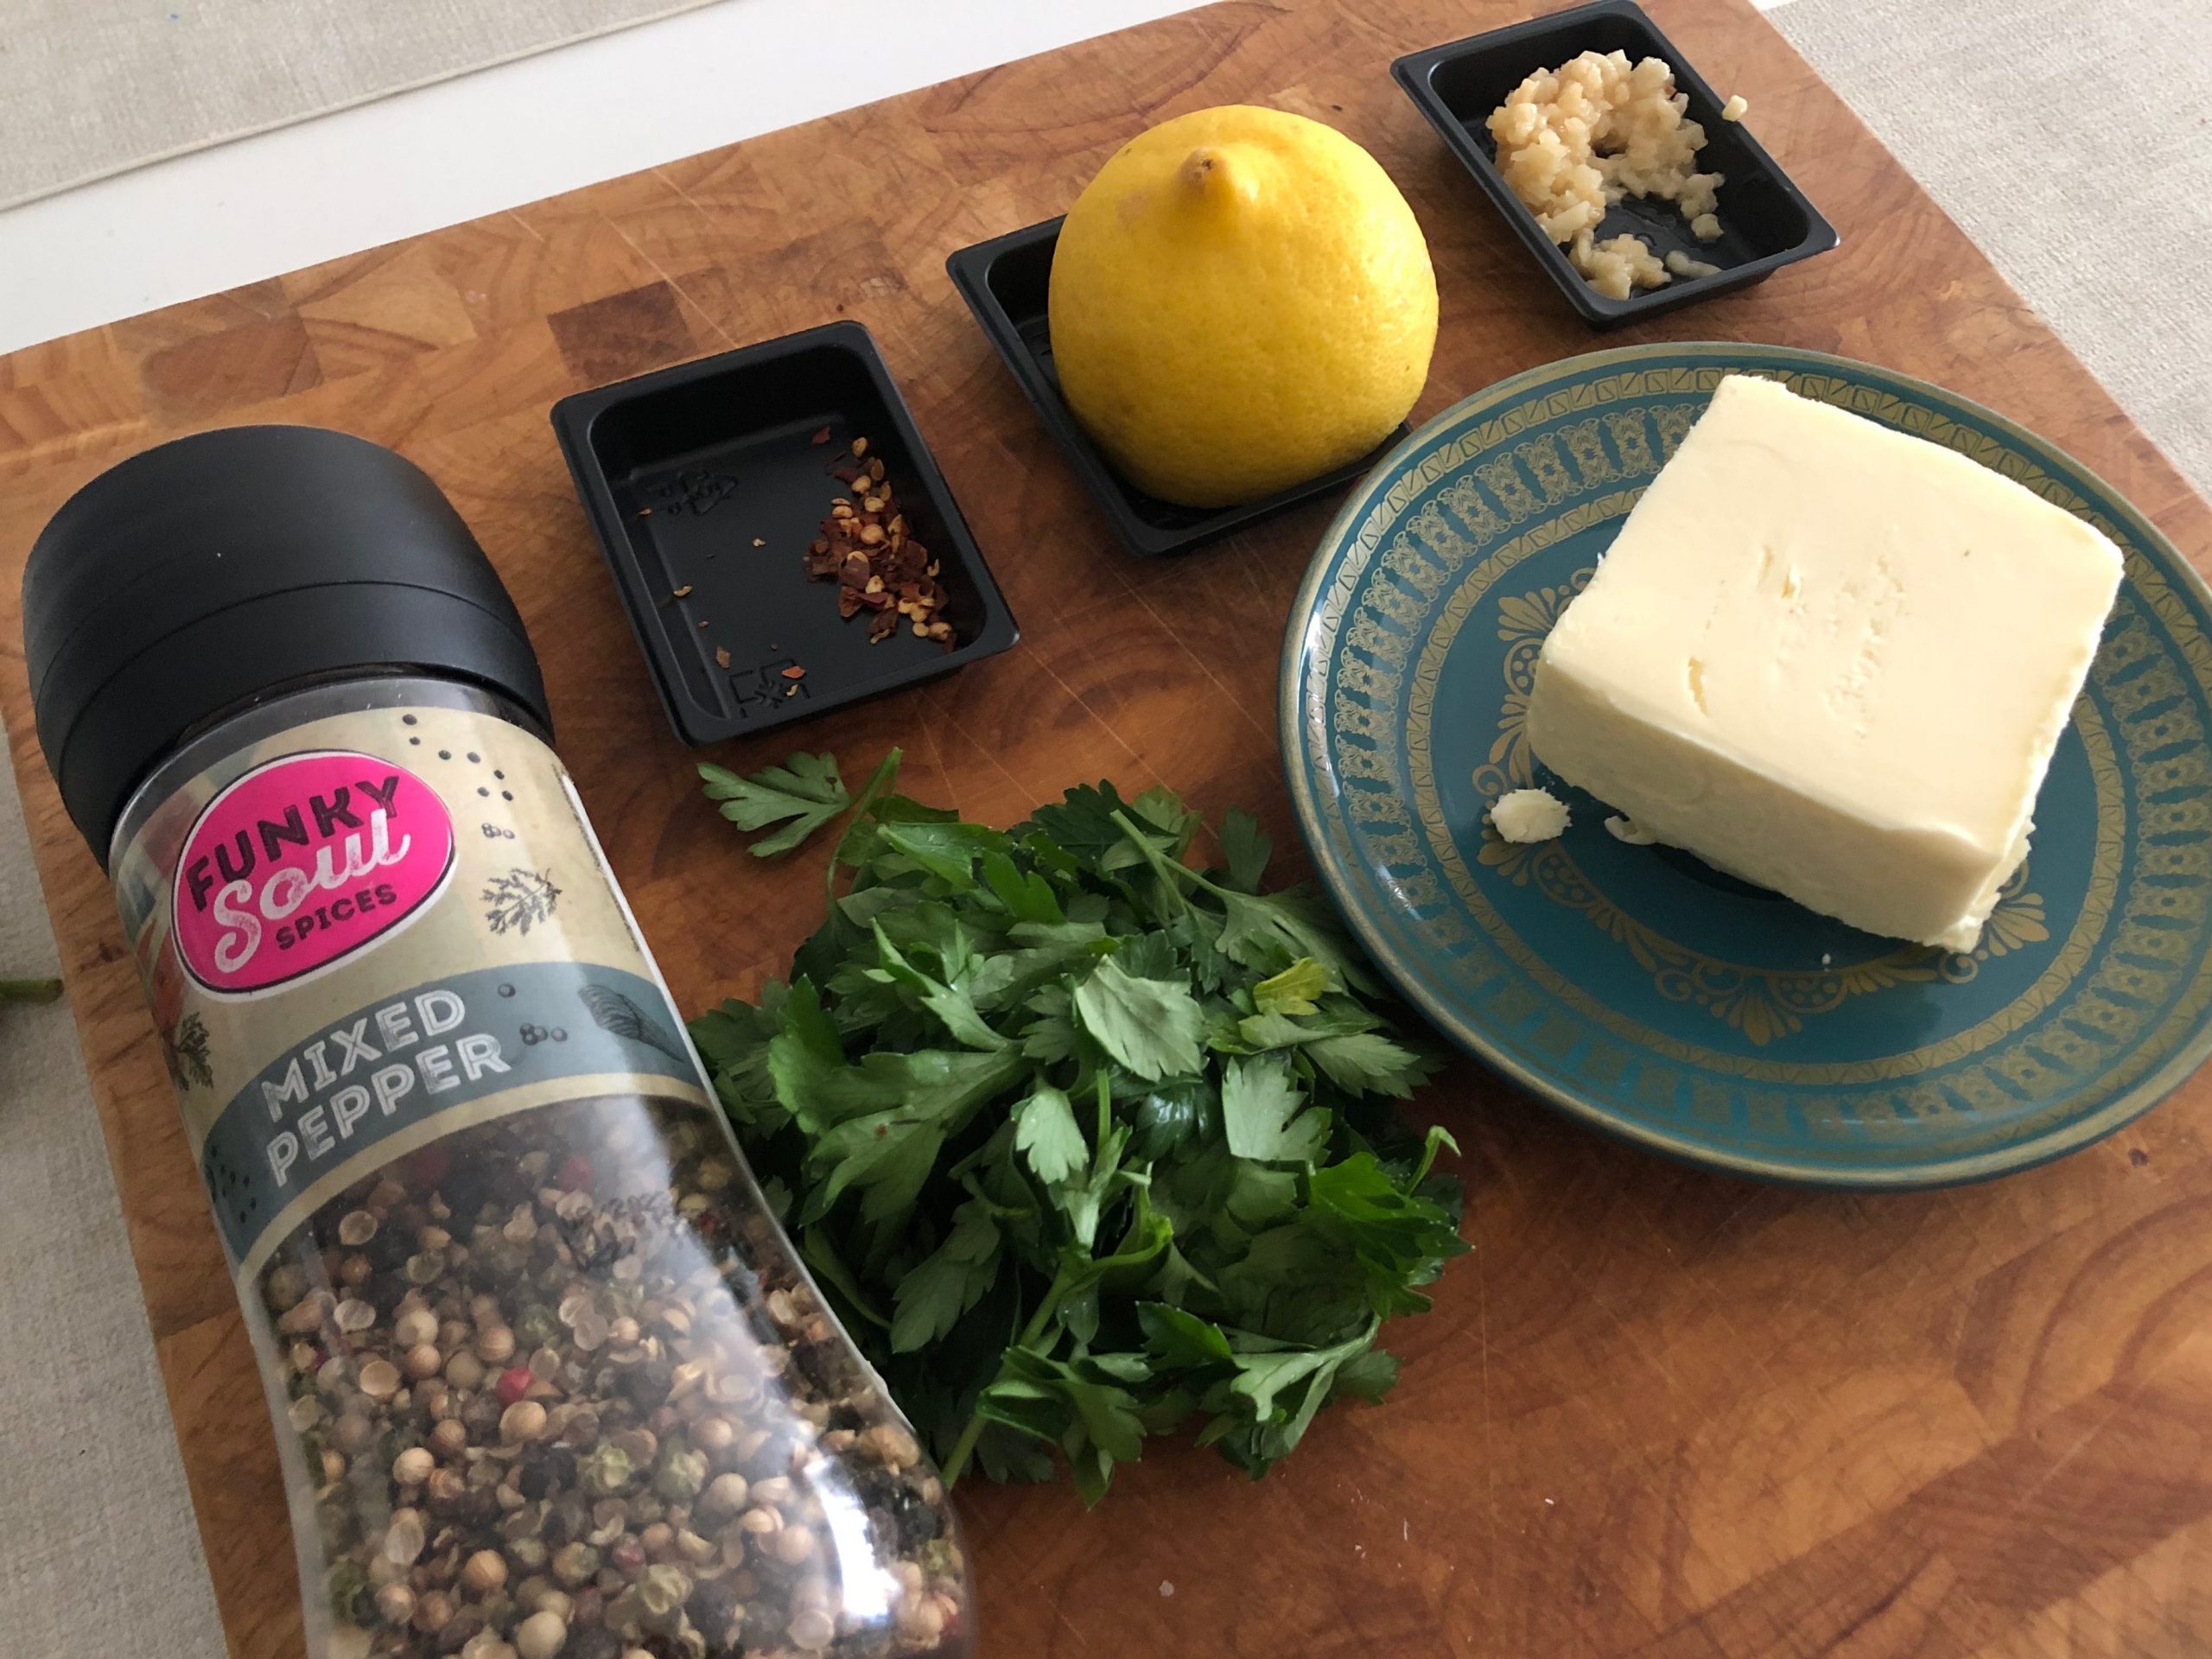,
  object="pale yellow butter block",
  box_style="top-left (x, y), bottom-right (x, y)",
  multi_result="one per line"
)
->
top-left (1524, 373), bottom-right (2123, 950)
